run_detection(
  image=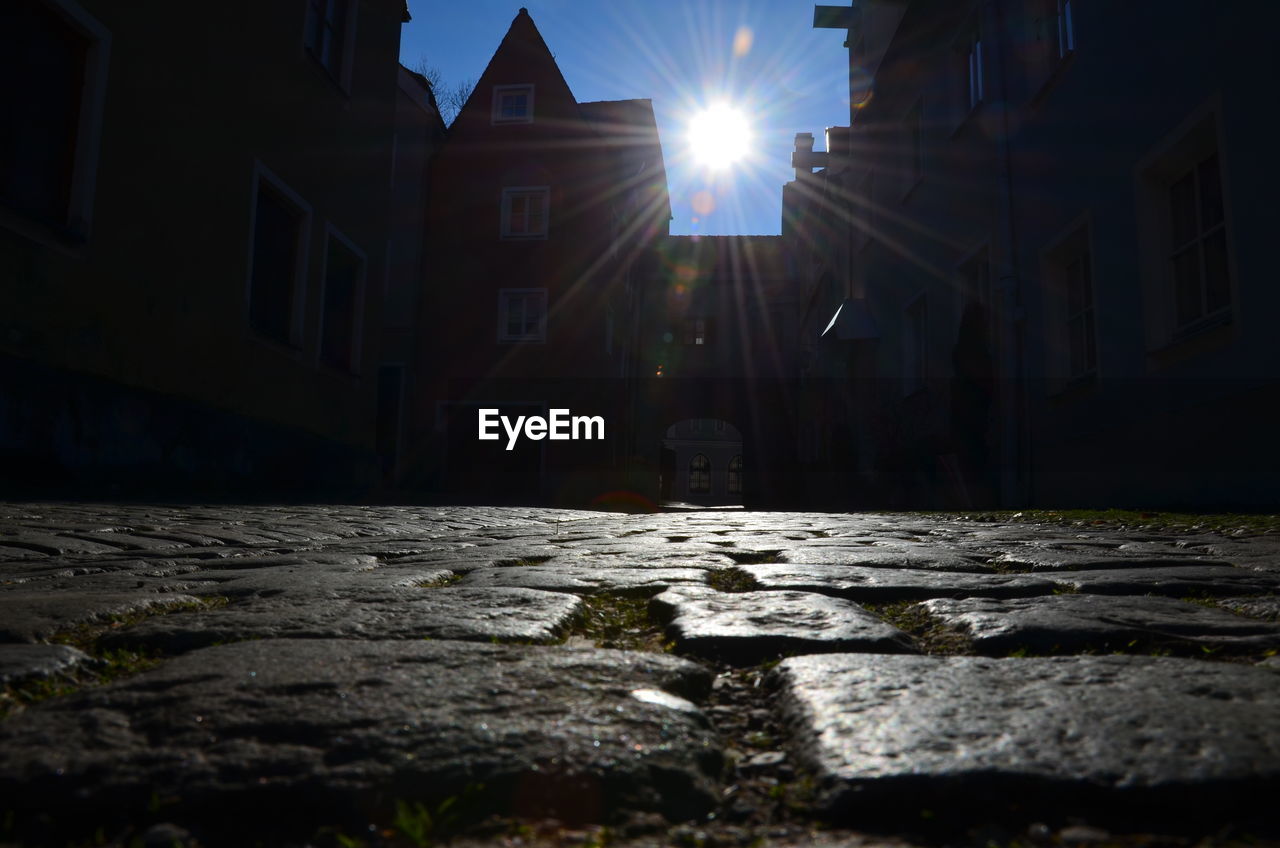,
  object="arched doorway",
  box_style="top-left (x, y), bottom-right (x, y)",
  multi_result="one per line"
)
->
top-left (660, 418), bottom-right (744, 506)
